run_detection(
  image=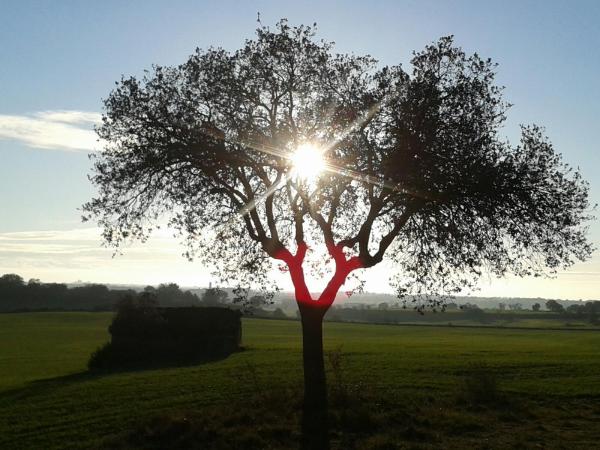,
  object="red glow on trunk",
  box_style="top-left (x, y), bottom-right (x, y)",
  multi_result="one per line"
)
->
top-left (274, 242), bottom-right (363, 311)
